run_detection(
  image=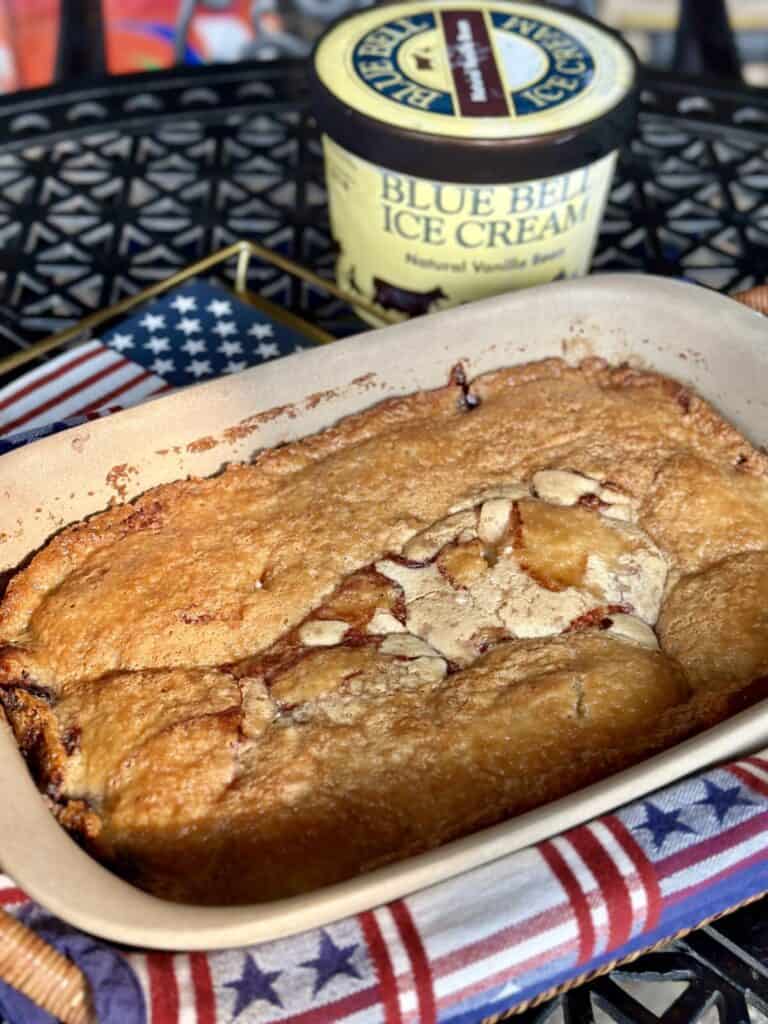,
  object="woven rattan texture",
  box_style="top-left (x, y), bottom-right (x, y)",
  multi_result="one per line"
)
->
top-left (2, 61), bottom-right (768, 1023)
